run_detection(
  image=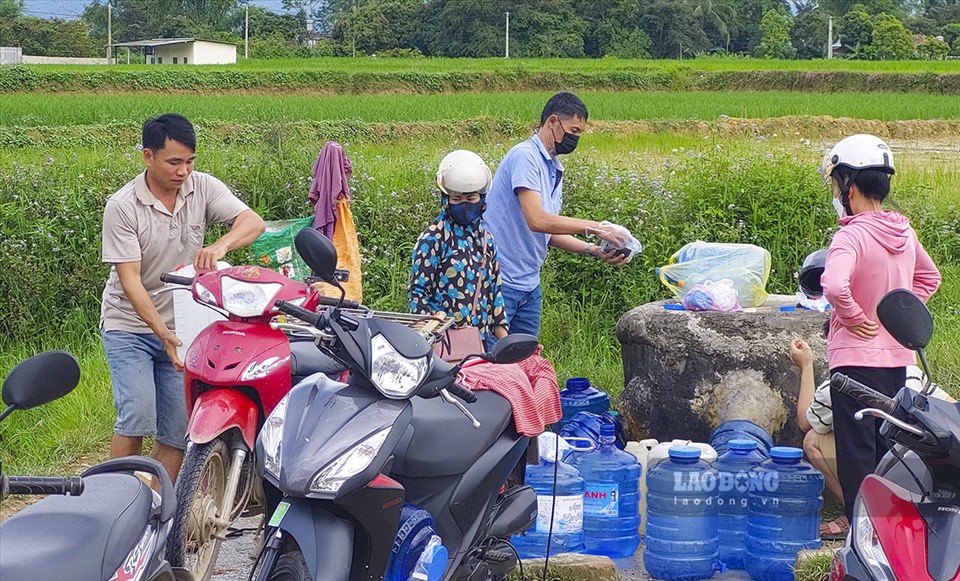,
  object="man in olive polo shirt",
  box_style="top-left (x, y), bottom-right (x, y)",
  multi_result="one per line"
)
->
top-left (100, 113), bottom-right (265, 482)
